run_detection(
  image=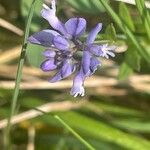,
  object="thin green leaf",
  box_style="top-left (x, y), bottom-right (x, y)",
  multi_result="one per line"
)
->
top-left (33, 109), bottom-right (96, 150)
top-left (99, 0), bottom-right (150, 64)
top-left (135, 0), bottom-right (143, 15)
top-left (135, 0), bottom-right (150, 39)
top-left (112, 119), bottom-right (150, 133)
top-left (21, 0), bottom-right (43, 32)
top-left (57, 112), bottom-right (150, 150)
top-left (113, 0), bottom-right (149, 9)
top-left (65, 0), bottom-right (109, 14)
top-left (118, 62), bottom-right (133, 80)
top-left (54, 115), bottom-right (96, 150)
top-left (105, 23), bottom-right (117, 41)
top-left (86, 102), bottom-right (143, 117)
top-left (125, 46), bottom-right (141, 71)
top-left (119, 2), bottom-right (135, 31)
top-left (35, 134), bottom-right (122, 150)
top-left (4, 0), bottom-right (37, 148)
